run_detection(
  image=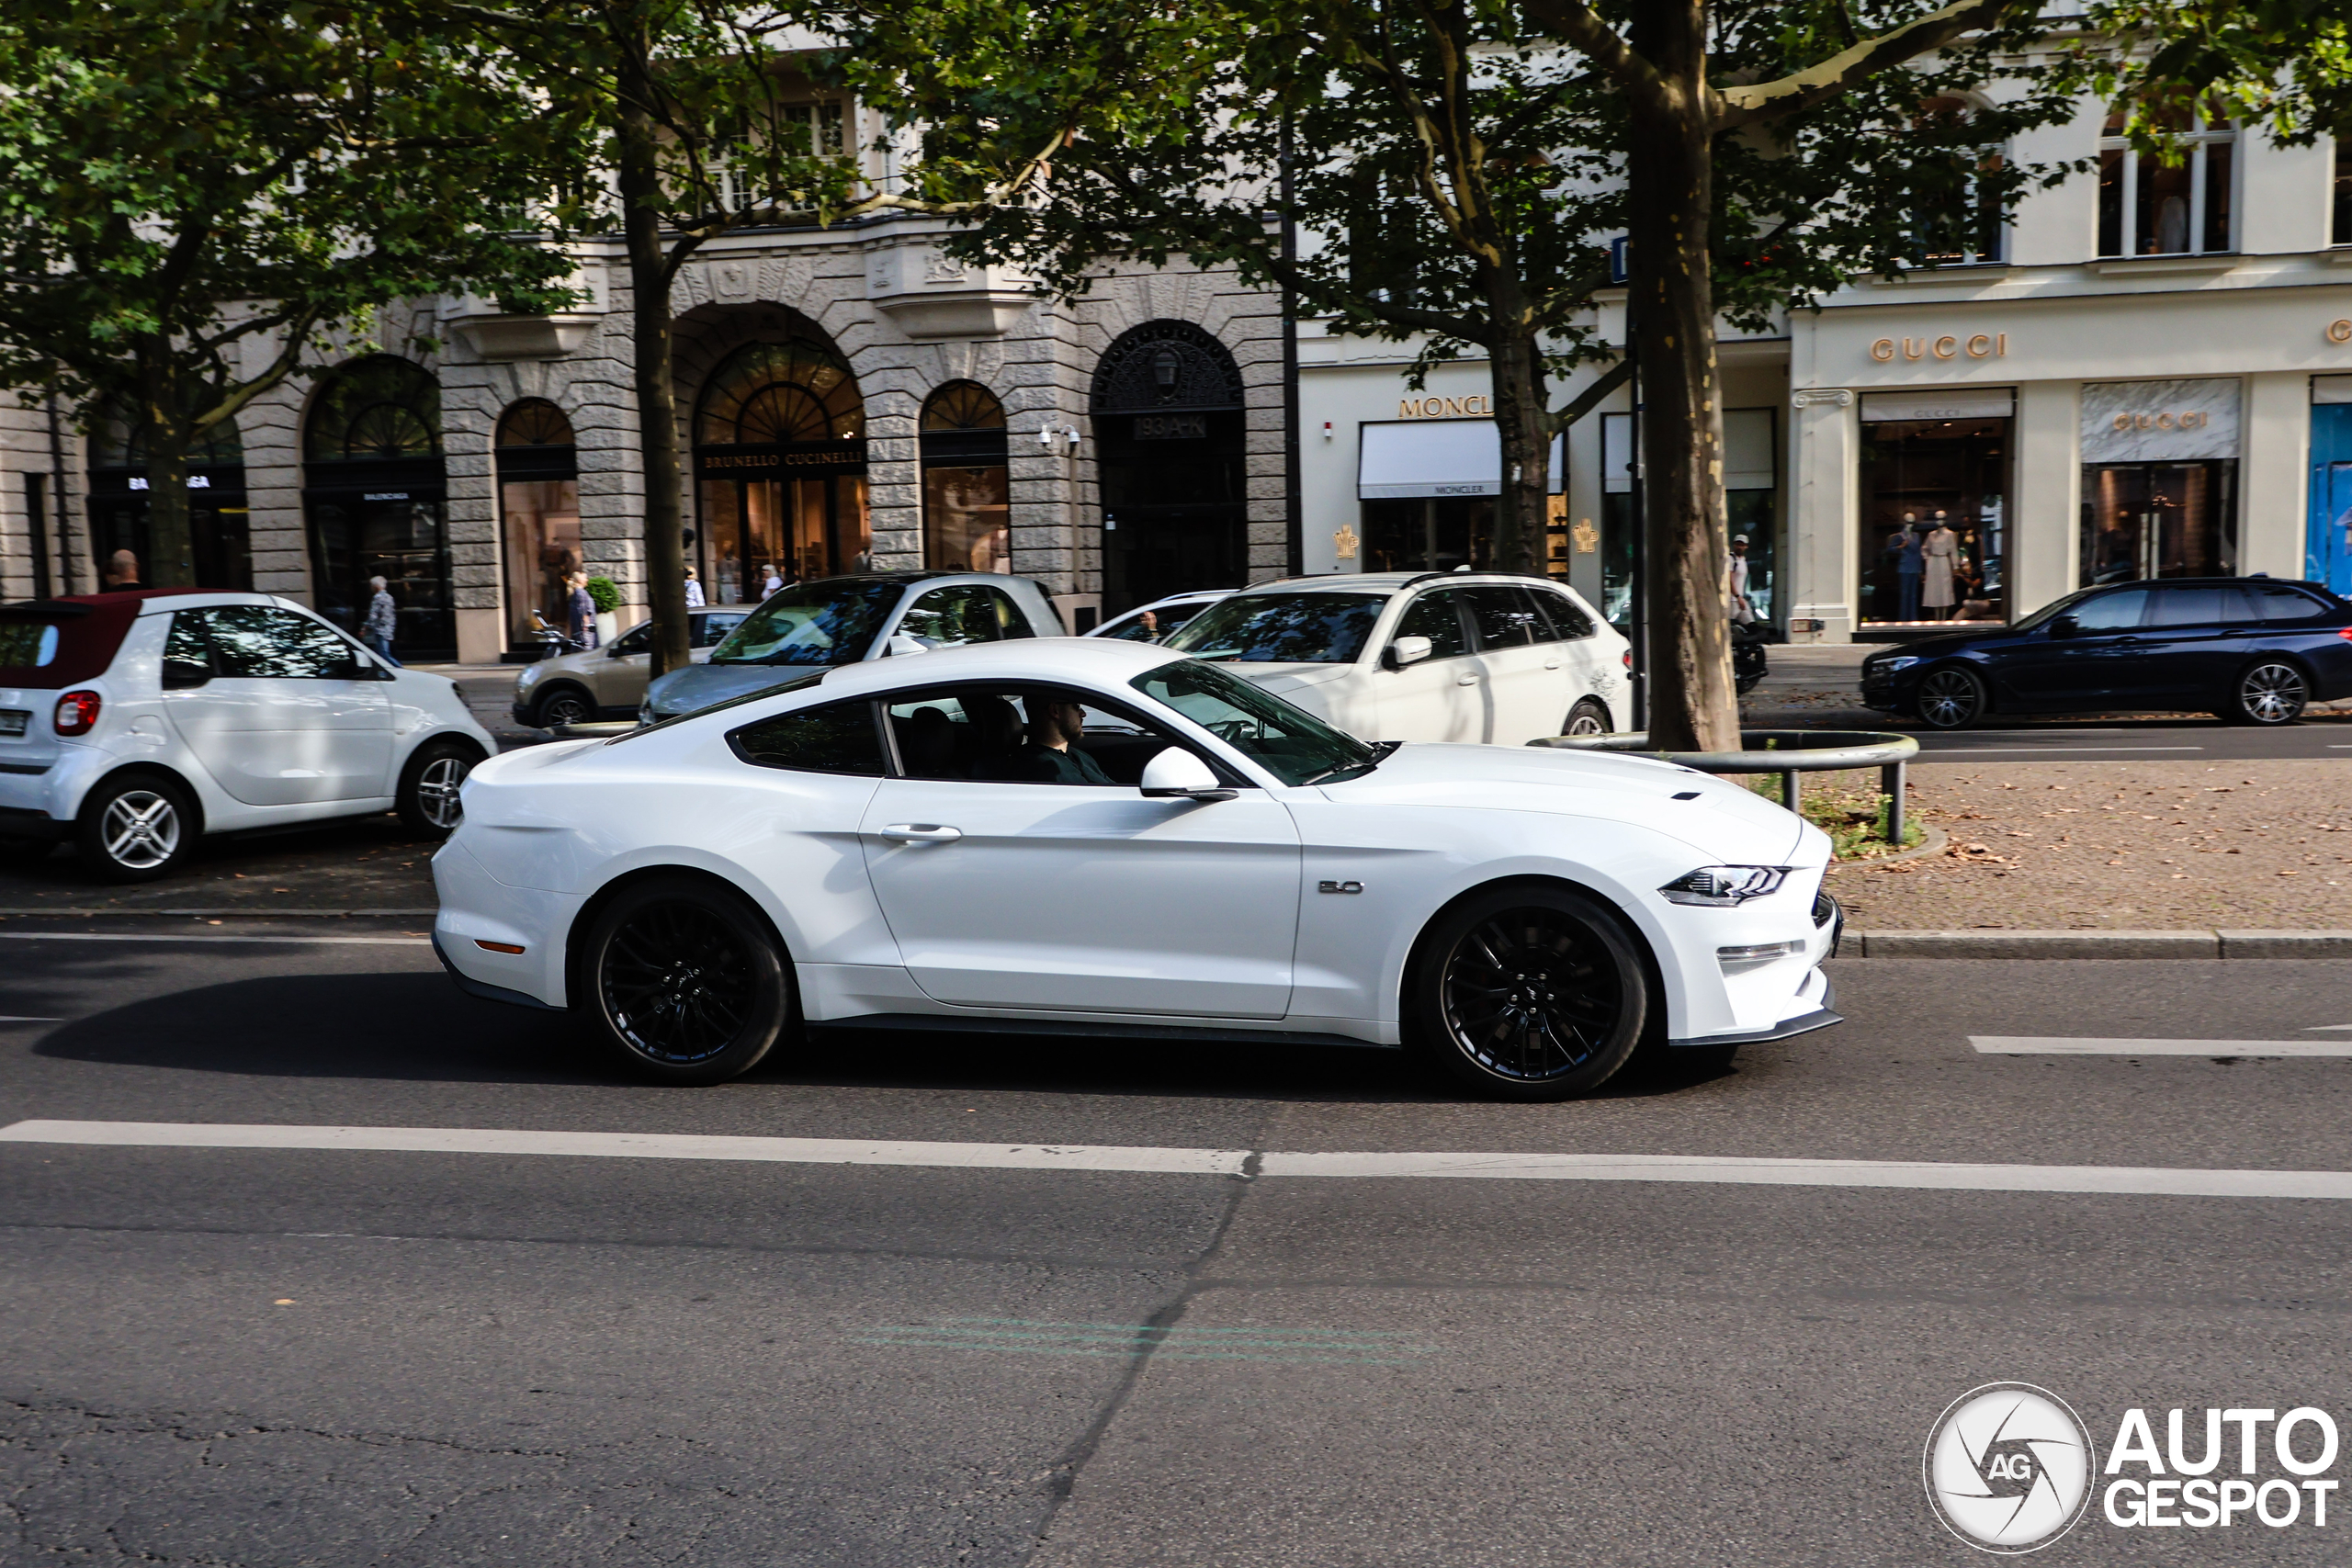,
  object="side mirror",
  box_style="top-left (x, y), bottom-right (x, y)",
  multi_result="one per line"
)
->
top-left (2049, 615), bottom-right (2079, 639)
top-left (1383, 633), bottom-right (1434, 671)
top-left (161, 659), bottom-right (210, 690)
top-left (1139, 747), bottom-right (1236, 802)
top-left (885, 633), bottom-right (928, 657)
